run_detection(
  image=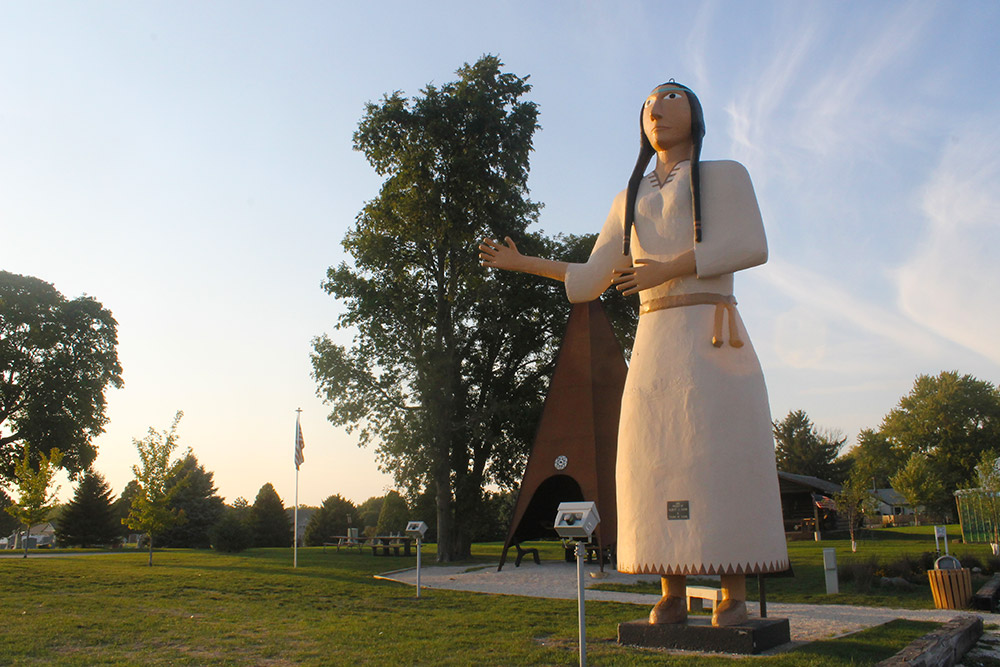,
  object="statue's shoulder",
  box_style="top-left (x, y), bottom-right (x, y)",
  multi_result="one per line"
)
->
top-left (700, 160), bottom-right (751, 180)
